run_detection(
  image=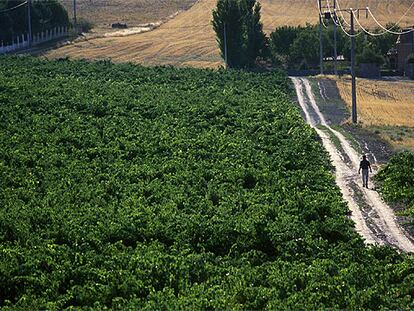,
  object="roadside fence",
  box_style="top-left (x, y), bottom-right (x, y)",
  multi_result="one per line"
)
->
top-left (0, 26), bottom-right (69, 54)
